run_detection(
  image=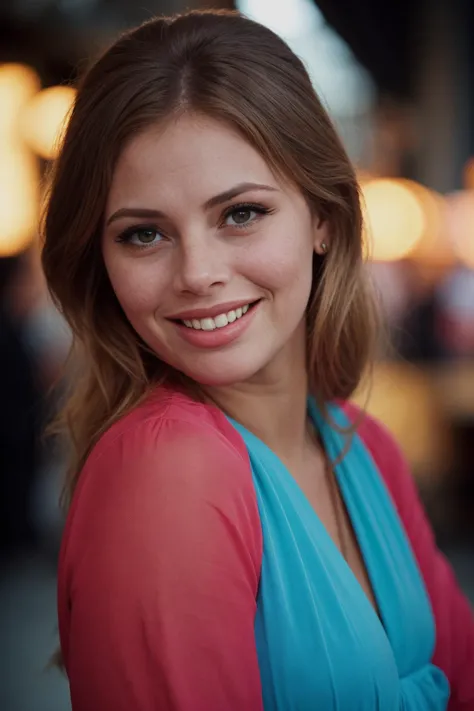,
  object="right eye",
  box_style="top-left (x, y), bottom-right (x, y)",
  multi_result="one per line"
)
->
top-left (117, 227), bottom-right (164, 248)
